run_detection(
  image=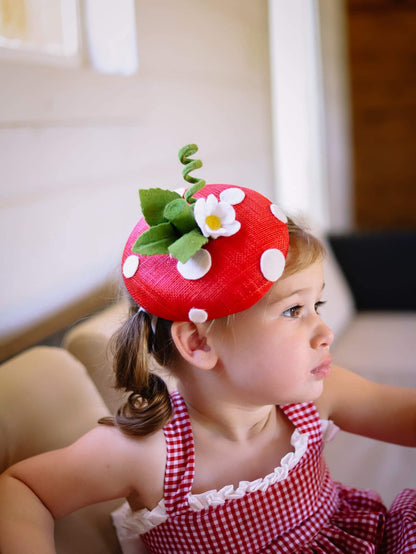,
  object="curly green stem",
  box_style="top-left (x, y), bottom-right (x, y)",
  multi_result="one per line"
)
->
top-left (178, 144), bottom-right (206, 203)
